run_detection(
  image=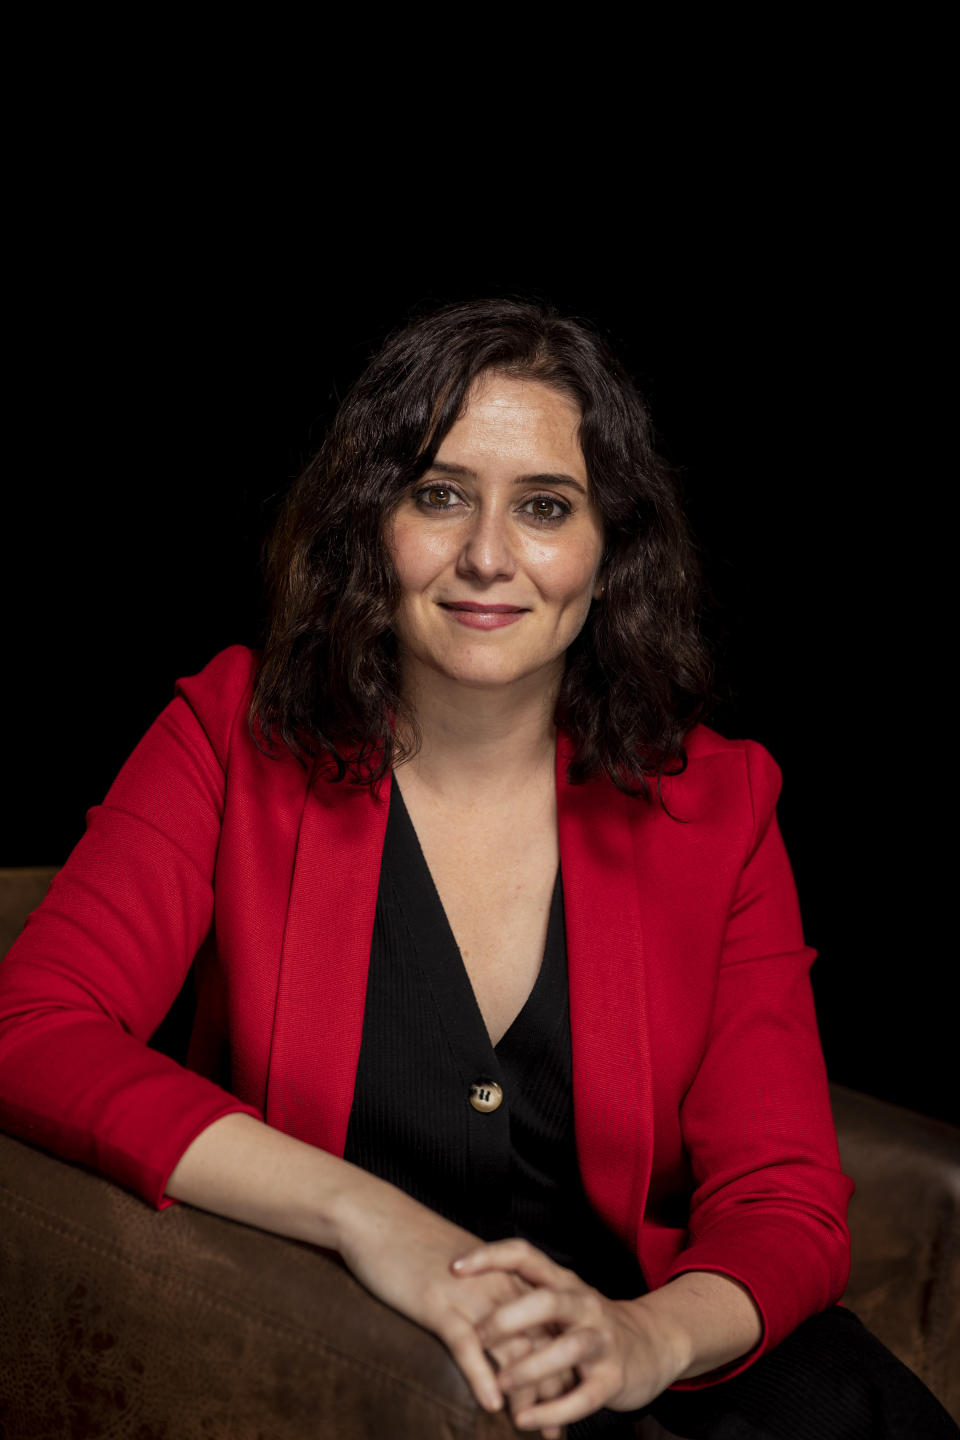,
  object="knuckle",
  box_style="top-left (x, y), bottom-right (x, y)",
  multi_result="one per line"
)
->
top-left (589, 1318), bottom-right (612, 1348)
top-left (506, 1330), bottom-right (538, 1353)
top-left (494, 1338), bottom-right (526, 1367)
